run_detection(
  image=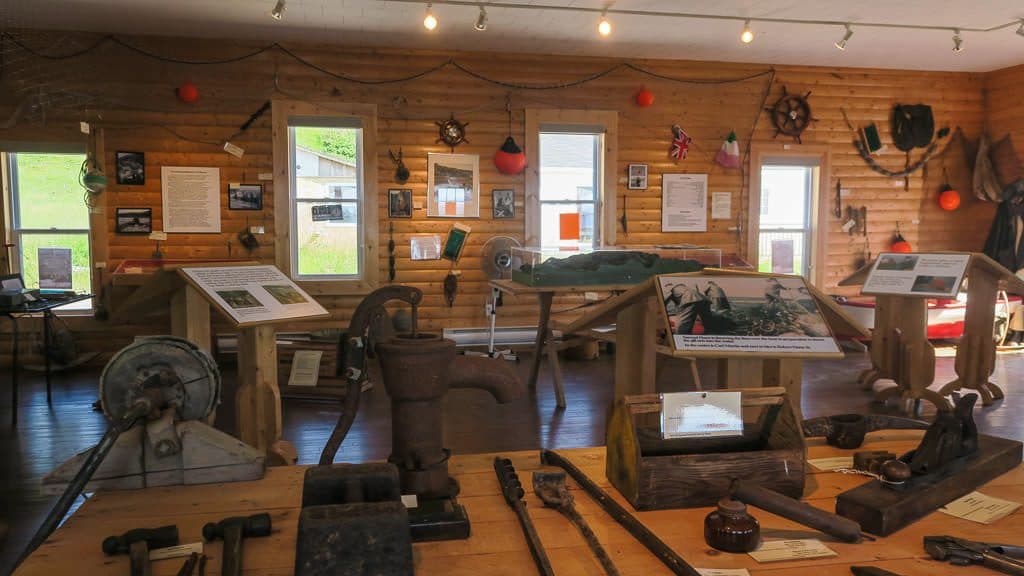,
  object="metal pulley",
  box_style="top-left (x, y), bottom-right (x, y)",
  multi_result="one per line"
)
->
top-left (99, 336), bottom-right (220, 424)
